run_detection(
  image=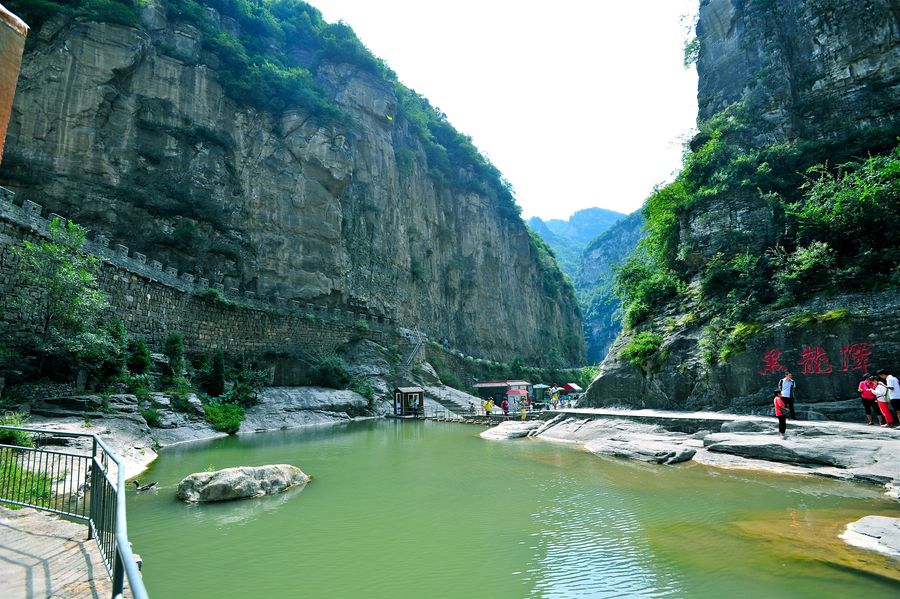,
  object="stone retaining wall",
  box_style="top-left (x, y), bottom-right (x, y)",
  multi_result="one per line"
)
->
top-left (0, 189), bottom-right (393, 358)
